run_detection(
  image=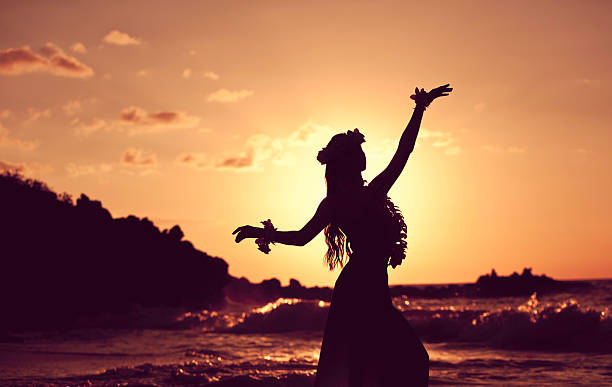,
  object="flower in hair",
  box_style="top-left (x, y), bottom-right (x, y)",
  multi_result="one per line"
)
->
top-left (317, 148), bottom-right (330, 165)
top-left (255, 219), bottom-right (276, 254)
top-left (346, 128), bottom-right (365, 144)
